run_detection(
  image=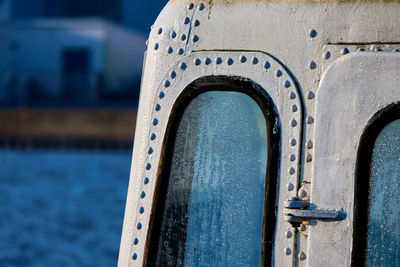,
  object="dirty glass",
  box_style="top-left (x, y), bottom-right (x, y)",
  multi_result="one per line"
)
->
top-left (153, 91), bottom-right (268, 266)
top-left (366, 119), bottom-right (400, 266)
